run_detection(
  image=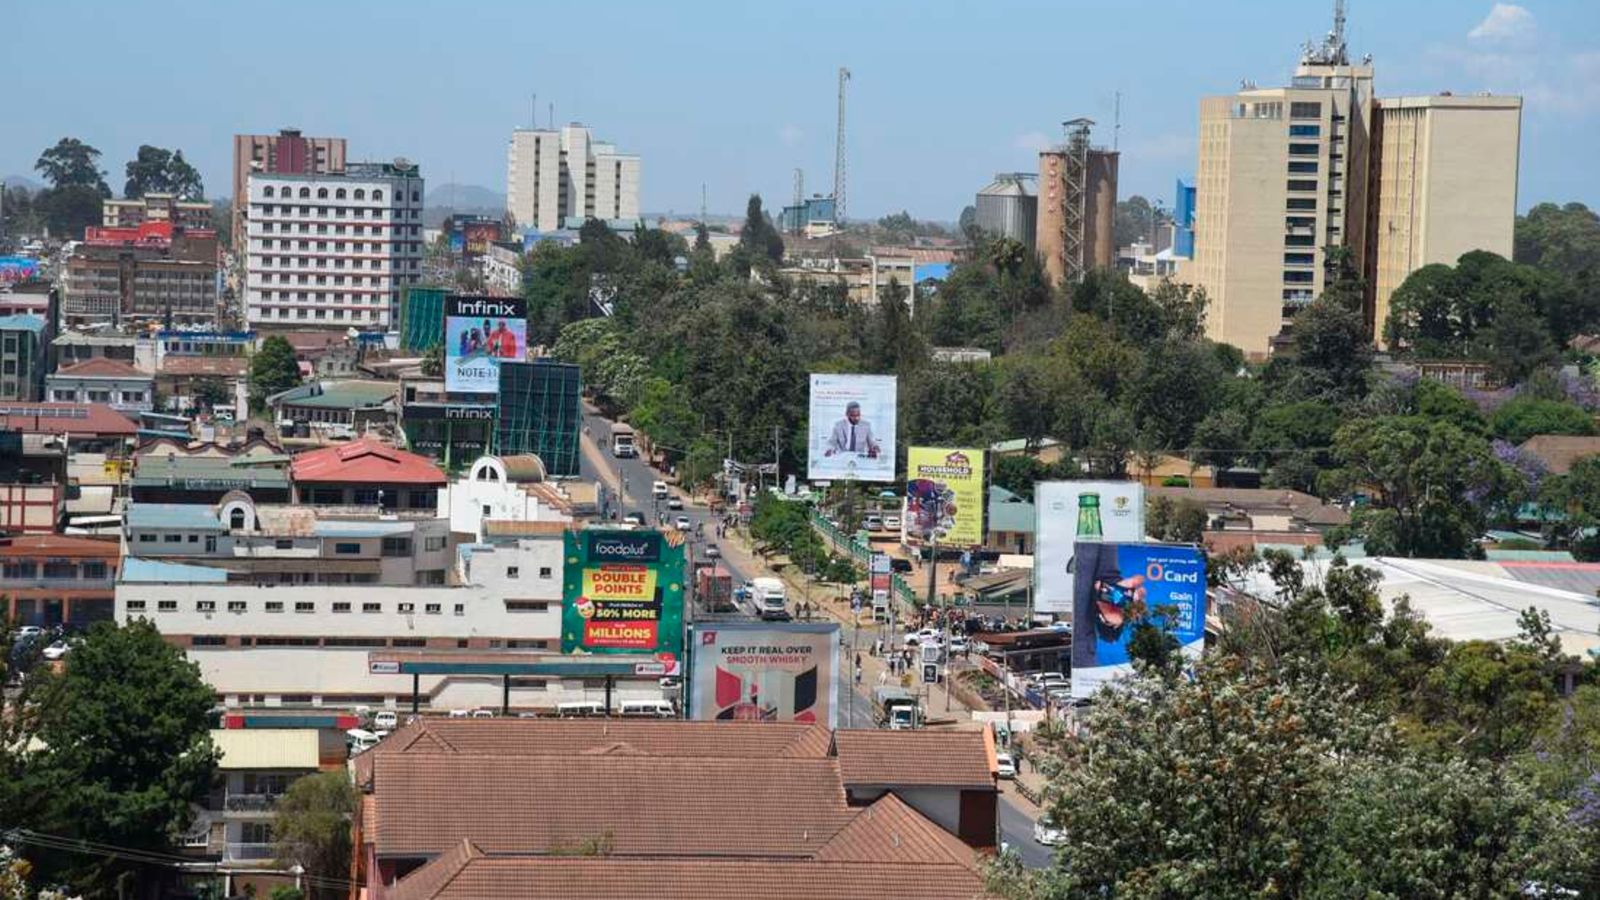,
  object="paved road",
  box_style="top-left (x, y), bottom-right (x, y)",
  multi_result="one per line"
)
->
top-left (999, 795), bottom-right (1055, 869)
